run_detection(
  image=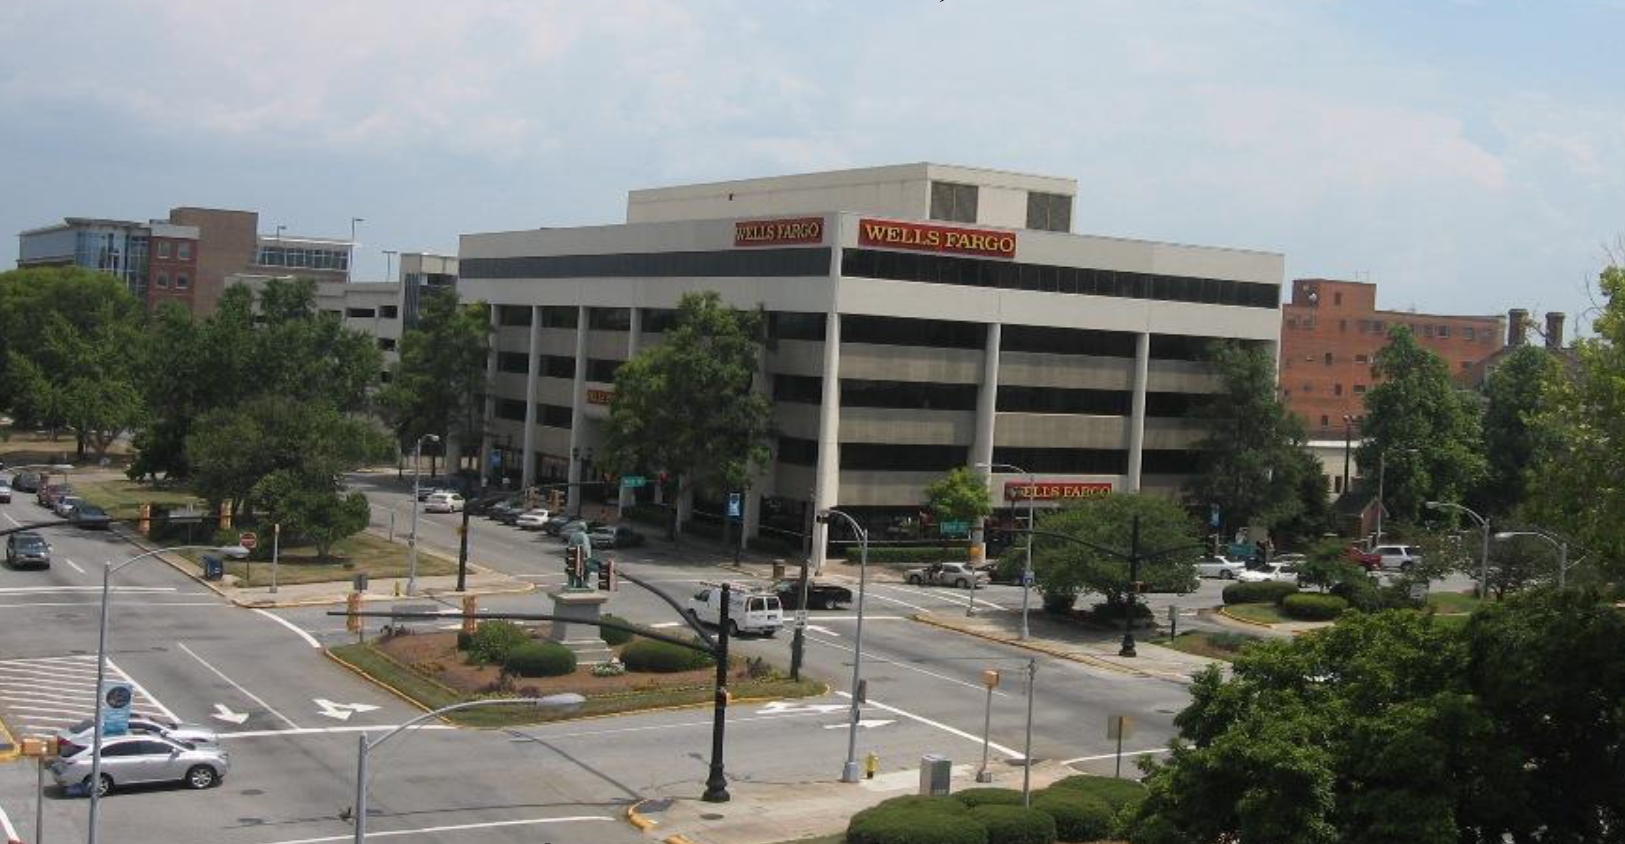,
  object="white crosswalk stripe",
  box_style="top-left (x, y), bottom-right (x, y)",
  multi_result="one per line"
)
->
top-left (0, 654), bottom-right (175, 736)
